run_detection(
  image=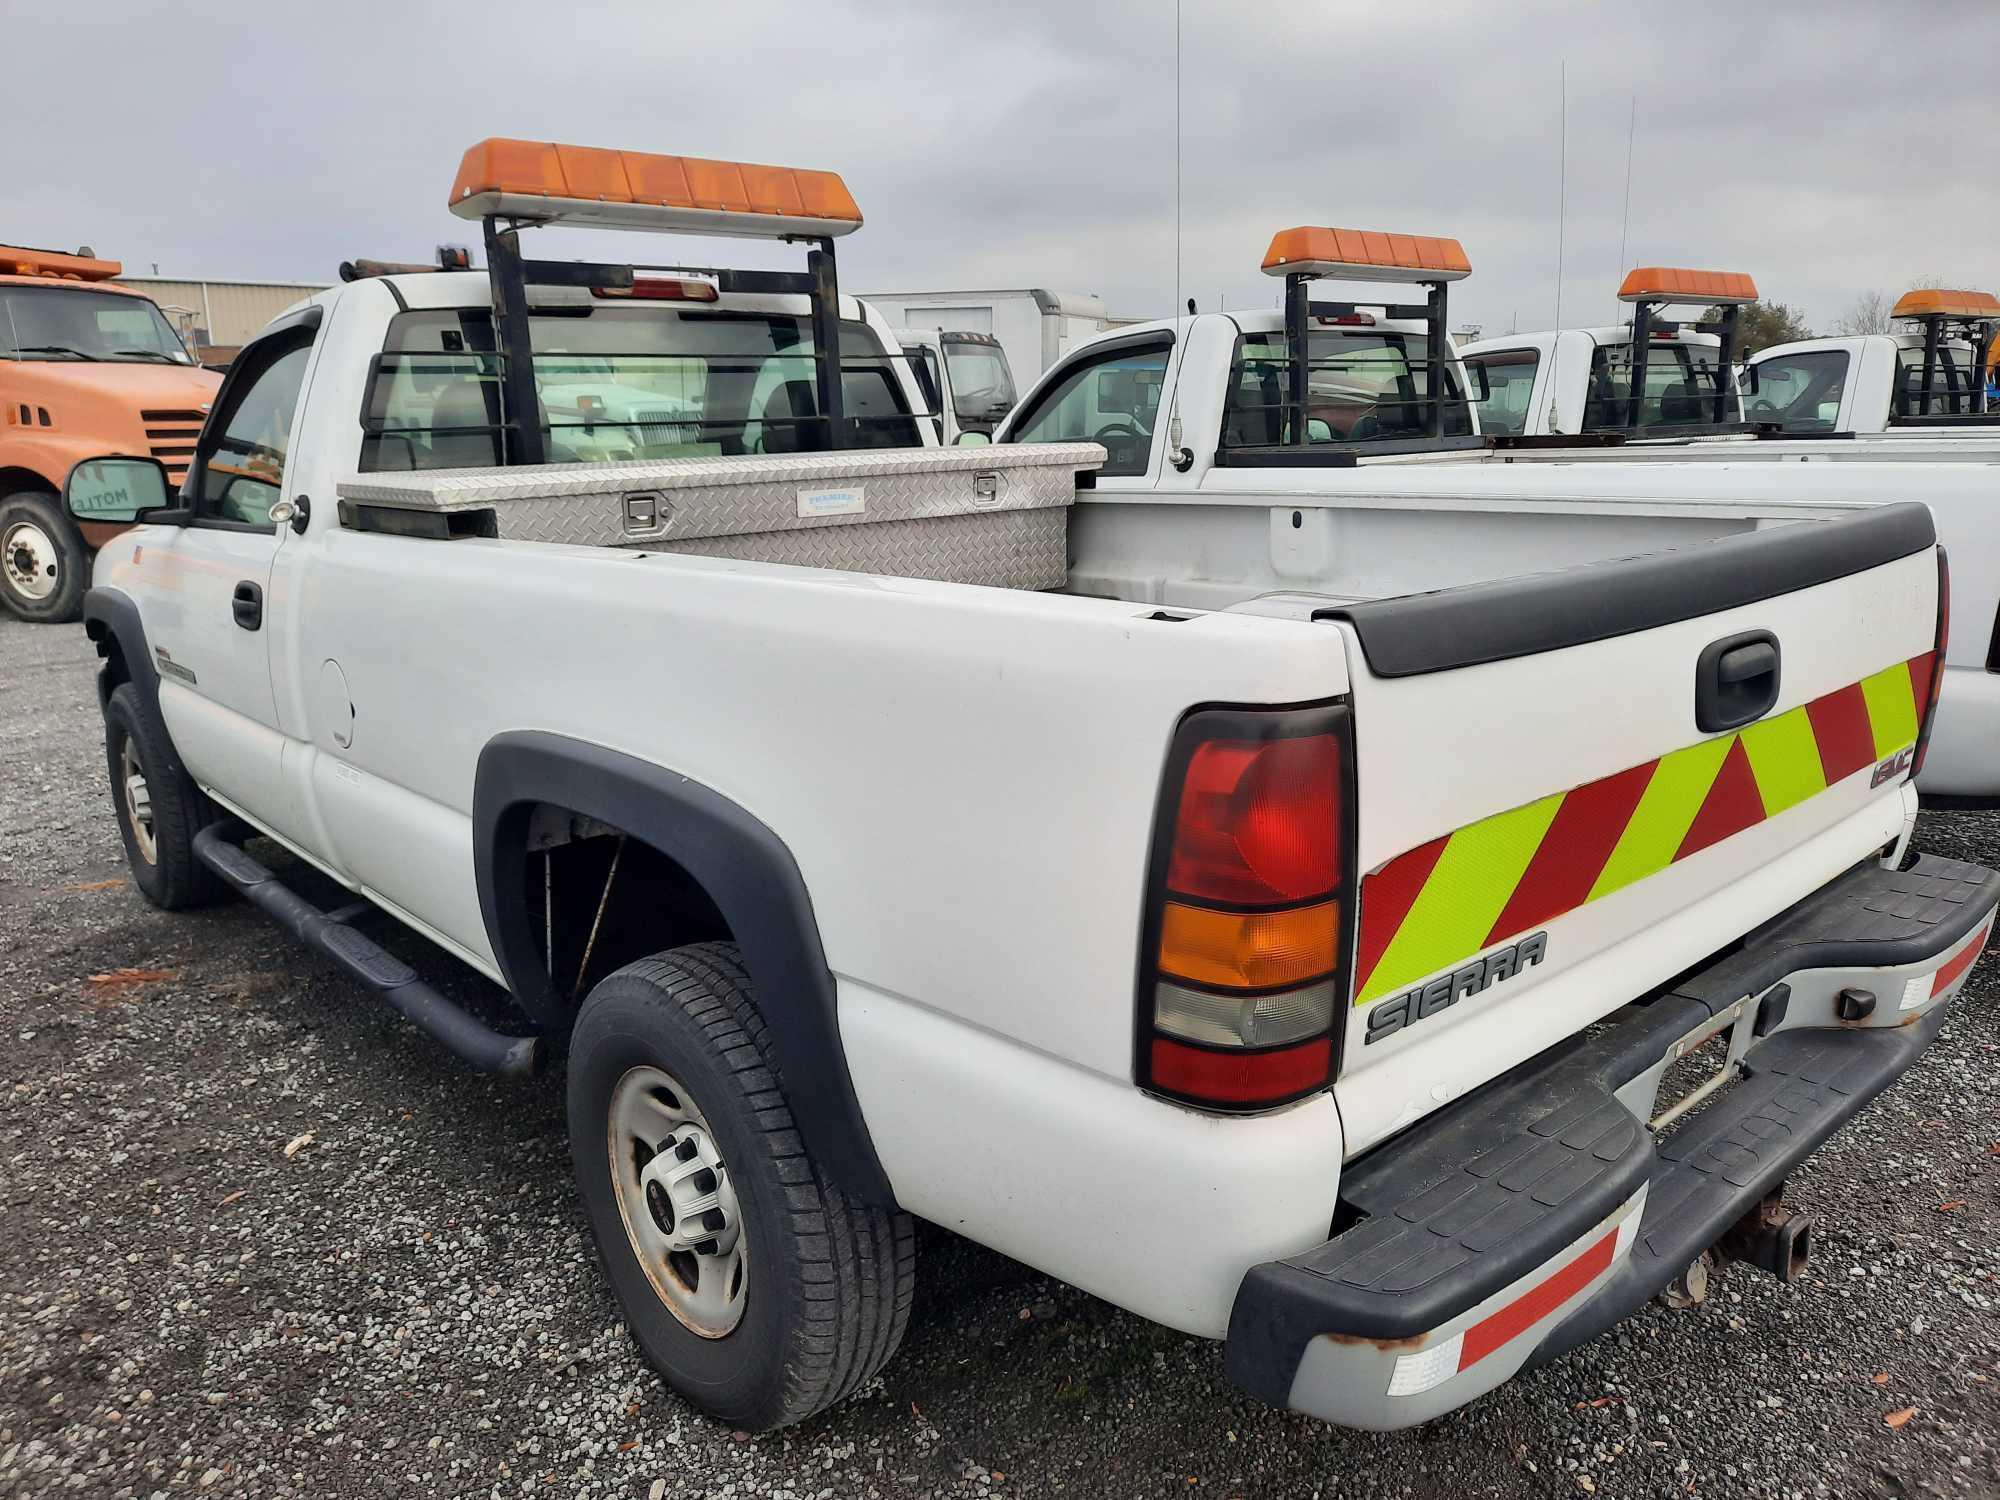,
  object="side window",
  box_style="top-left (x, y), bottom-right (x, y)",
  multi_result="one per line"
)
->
top-left (196, 338), bottom-right (312, 526)
top-left (1746, 350), bottom-right (1847, 431)
top-left (1466, 350), bottom-right (1539, 436)
top-left (1005, 340), bottom-right (1171, 476)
